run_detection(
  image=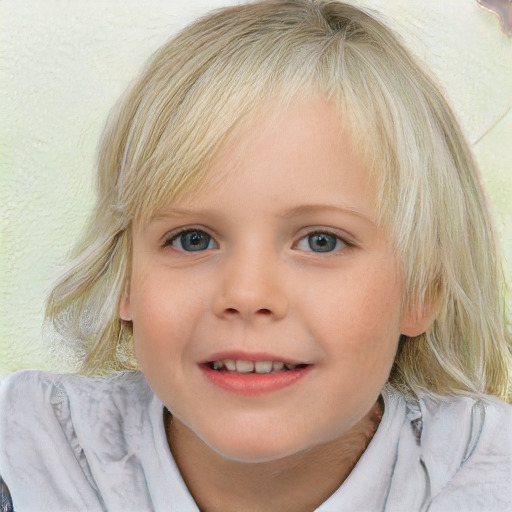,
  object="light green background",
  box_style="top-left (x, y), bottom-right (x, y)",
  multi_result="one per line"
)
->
top-left (1, 0), bottom-right (511, 378)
